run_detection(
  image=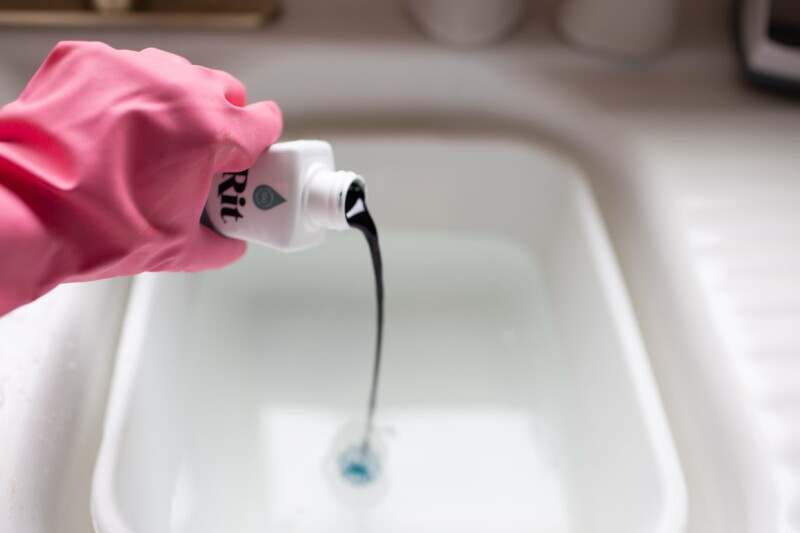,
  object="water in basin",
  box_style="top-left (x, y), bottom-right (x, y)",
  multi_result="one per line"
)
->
top-left (93, 136), bottom-right (683, 533)
top-left (170, 231), bottom-right (568, 531)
